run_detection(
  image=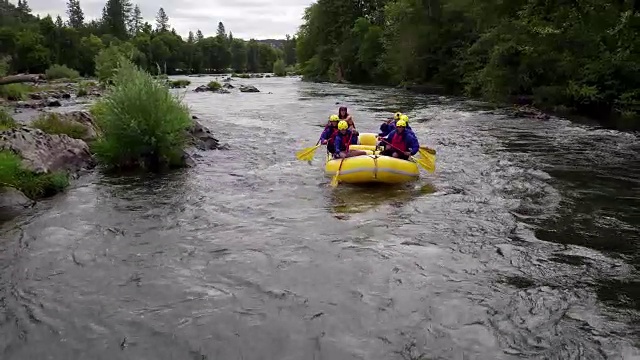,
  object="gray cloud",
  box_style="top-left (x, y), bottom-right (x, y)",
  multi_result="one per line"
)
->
top-left (26, 0), bottom-right (313, 39)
